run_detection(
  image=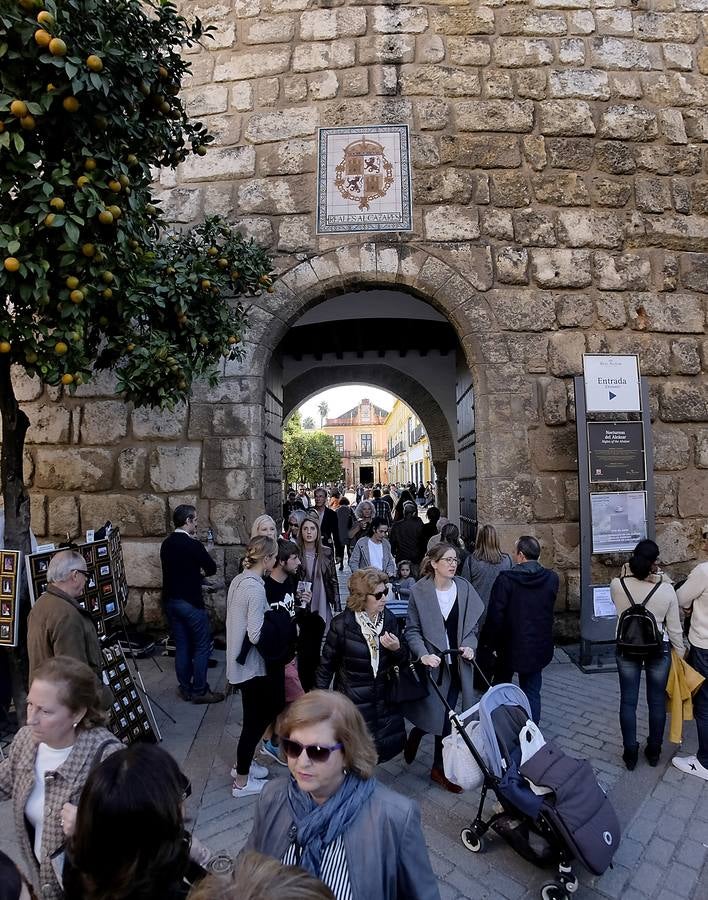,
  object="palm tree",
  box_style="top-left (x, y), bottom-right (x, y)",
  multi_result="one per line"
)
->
top-left (318, 400), bottom-right (329, 427)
